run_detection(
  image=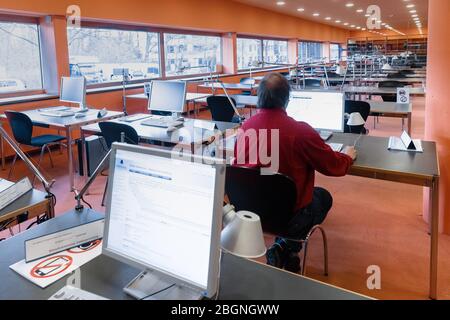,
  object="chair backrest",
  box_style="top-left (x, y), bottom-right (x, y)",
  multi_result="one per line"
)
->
top-left (225, 165), bottom-right (297, 236)
top-left (98, 122), bottom-right (139, 149)
top-left (387, 72), bottom-right (407, 79)
top-left (344, 100), bottom-right (371, 134)
top-left (207, 96), bottom-right (237, 122)
top-left (303, 78), bottom-right (322, 88)
top-left (239, 77), bottom-right (256, 85)
top-left (5, 111), bottom-right (33, 145)
top-left (379, 80), bottom-right (405, 88)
